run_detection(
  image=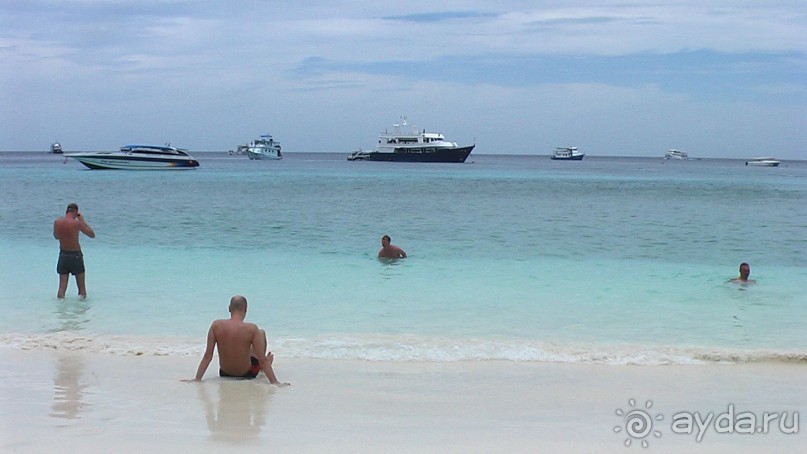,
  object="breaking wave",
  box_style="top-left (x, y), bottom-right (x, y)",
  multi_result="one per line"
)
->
top-left (1, 332), bottom-right (804, 365)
